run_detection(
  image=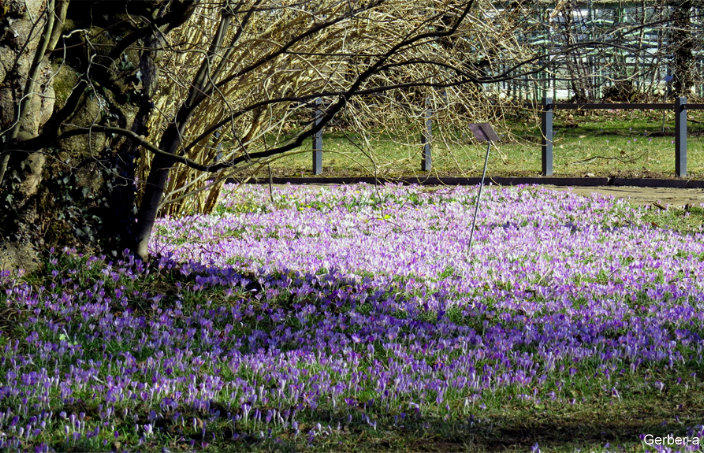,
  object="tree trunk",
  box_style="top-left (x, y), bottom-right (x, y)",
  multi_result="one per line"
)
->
top-left (131, 11), bottom-right (232, 260)
top-left (109, 34), bottom-right (159, 250)
top-left (1, 0), bottom-right (199, 269)
top-left (672, 0), bottom-right (694, 97)
top-left (0, 0), bottom-right (60, 271)
top-left (133, 151), bottom-right (176, 260)
top-left (132, 116), bottom-right (190, 260)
